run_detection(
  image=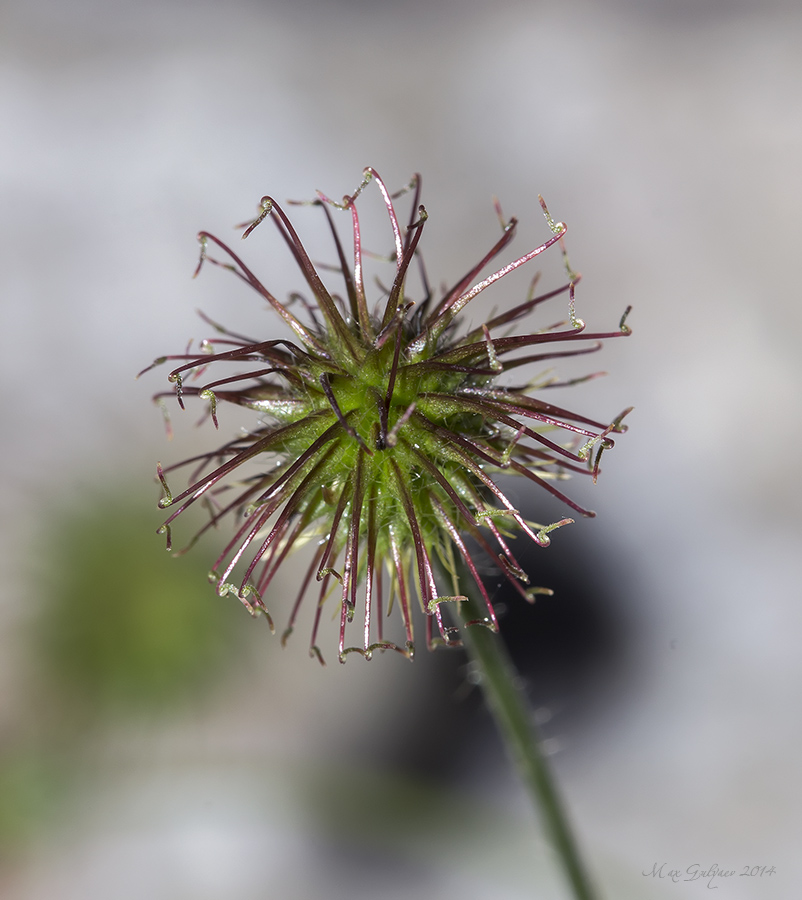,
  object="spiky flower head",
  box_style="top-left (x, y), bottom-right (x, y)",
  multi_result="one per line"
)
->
top-left (141, 169), bottom-right (631, 664)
